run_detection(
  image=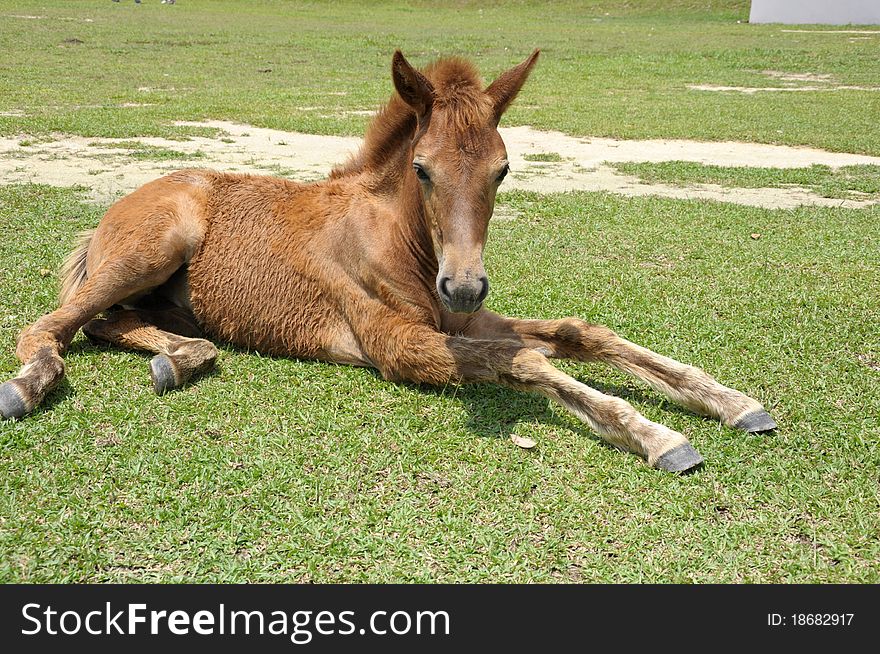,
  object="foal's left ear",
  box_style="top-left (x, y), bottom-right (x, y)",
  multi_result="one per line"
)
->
top-left (485, 49), bottom-right (540, 123)
top-left (392, 50), bottom-right (435, 118)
